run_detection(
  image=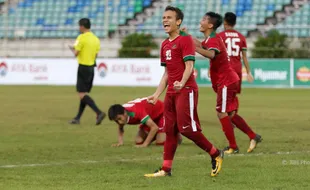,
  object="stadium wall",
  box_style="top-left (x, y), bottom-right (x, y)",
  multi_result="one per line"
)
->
top-left (0, 58), bottom-right (309, 88)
